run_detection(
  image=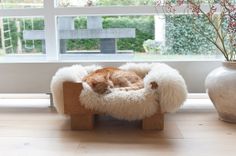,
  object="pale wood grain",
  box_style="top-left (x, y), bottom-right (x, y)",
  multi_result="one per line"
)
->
top-left (142, 104), bottom-right (164, 130)
top-left (0, 97), bottom-right (236, 155)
